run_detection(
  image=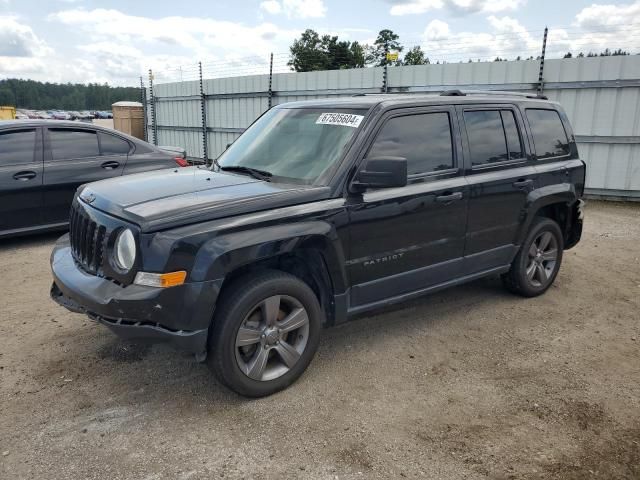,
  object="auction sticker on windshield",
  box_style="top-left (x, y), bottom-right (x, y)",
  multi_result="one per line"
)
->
top-left (316, 113), bottom-right (364, 128)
